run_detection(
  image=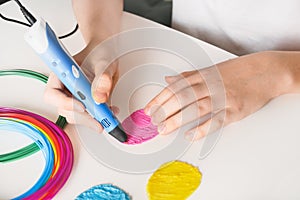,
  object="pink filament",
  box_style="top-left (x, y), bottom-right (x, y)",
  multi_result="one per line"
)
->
top-left (122, 109), bottom-right (158, 145)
